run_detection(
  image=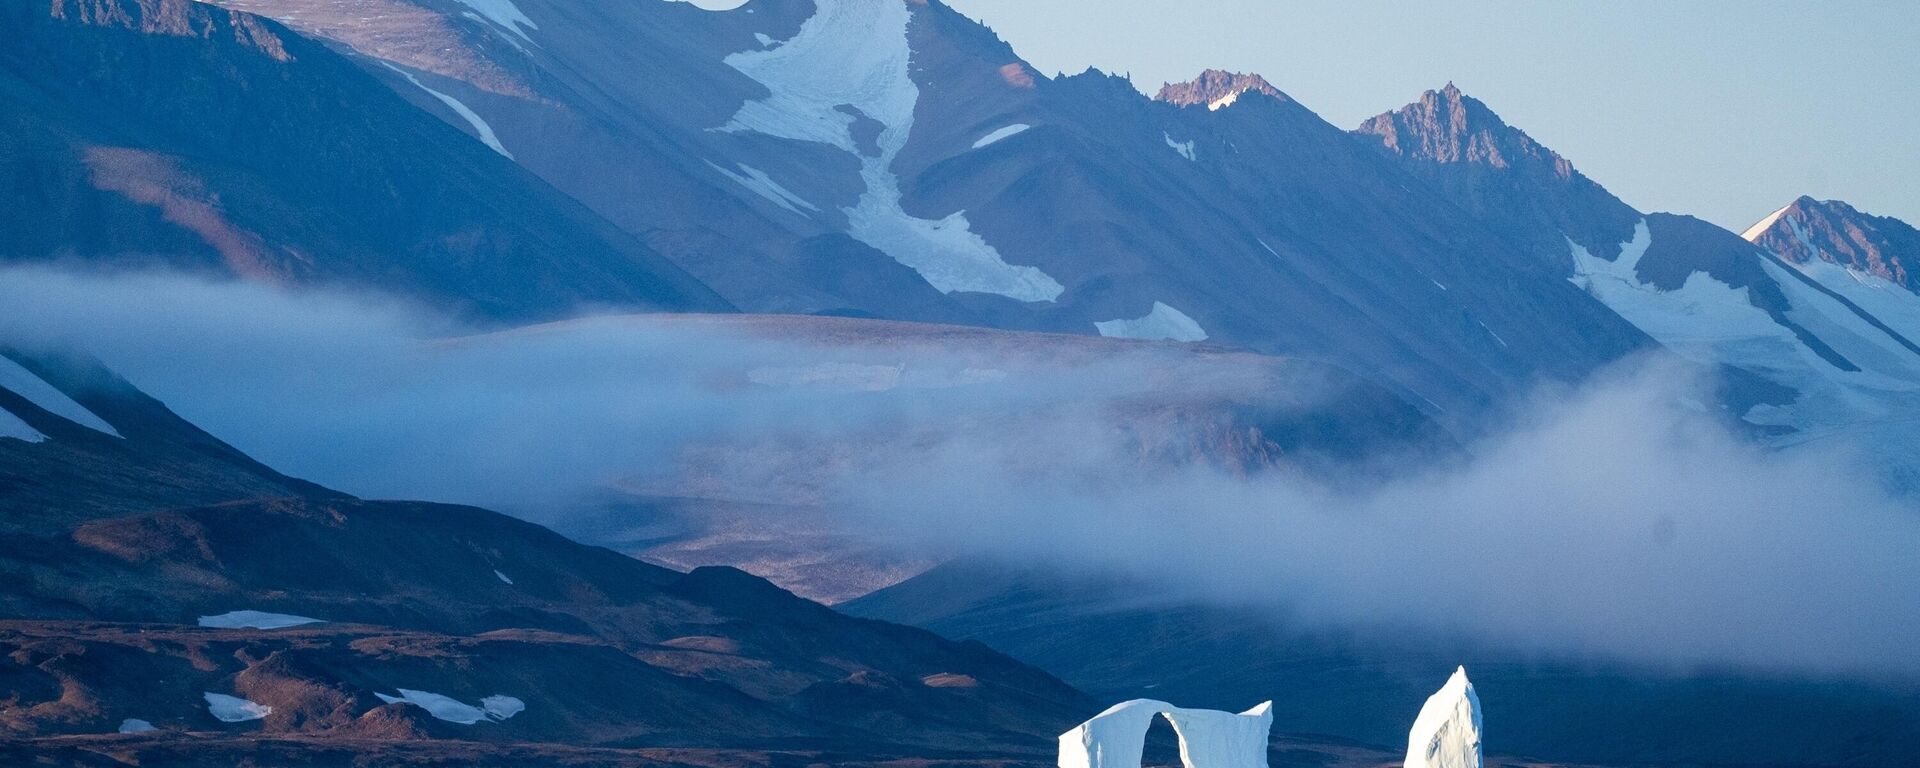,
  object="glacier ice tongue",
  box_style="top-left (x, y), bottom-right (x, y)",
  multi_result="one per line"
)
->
top-left (1404, 666), bottom-right (1482, 768)
top-left (718, 0), bottom-right (1063, 301)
